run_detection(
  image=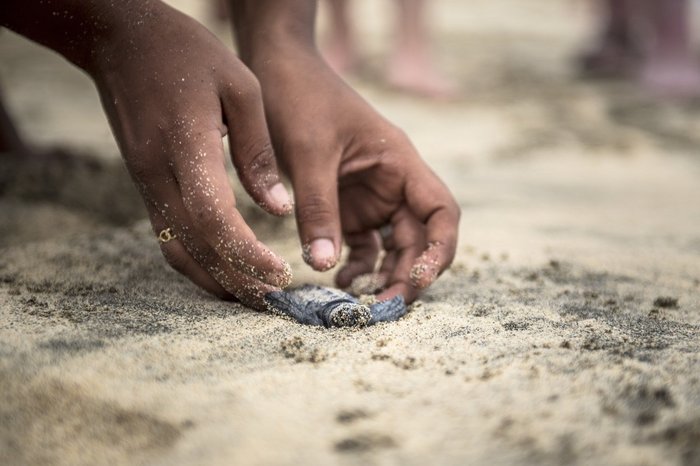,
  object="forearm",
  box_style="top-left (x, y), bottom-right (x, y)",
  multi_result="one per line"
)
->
top-left (0, 0), bottom-right (163, 74)
top-left (228, 0), bottom-right (318, 66)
